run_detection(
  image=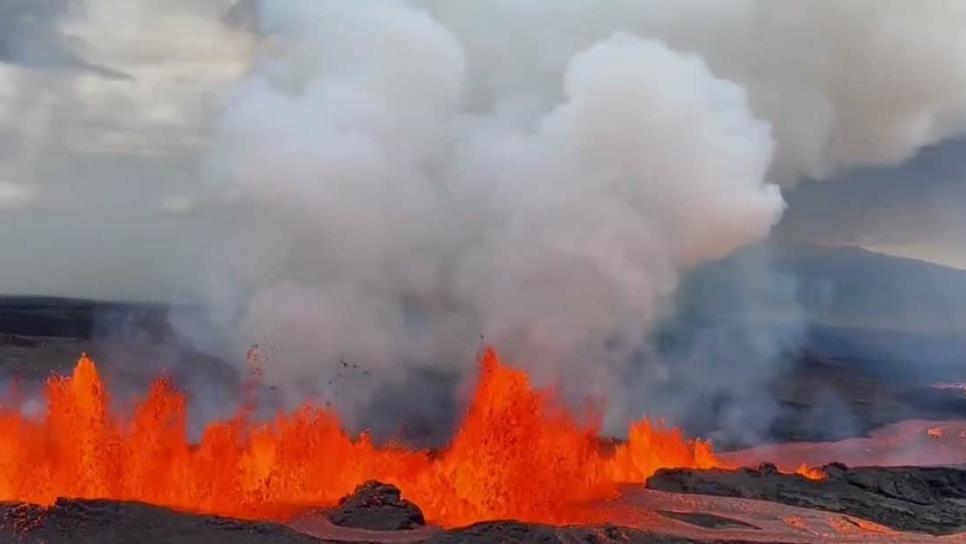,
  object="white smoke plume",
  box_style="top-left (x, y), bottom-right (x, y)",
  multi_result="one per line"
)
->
top-left (417, 0), bottom-right (966, 183)
top-left (5, 1), bottom-right (966, 433)
top-left (198, 2), bottom-right (782, 428)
